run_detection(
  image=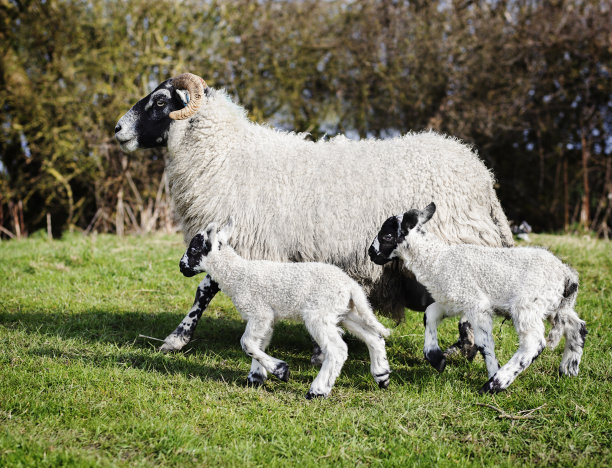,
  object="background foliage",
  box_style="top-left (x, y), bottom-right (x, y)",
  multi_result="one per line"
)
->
top-left (1, 0), bottom-right (611, 238)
